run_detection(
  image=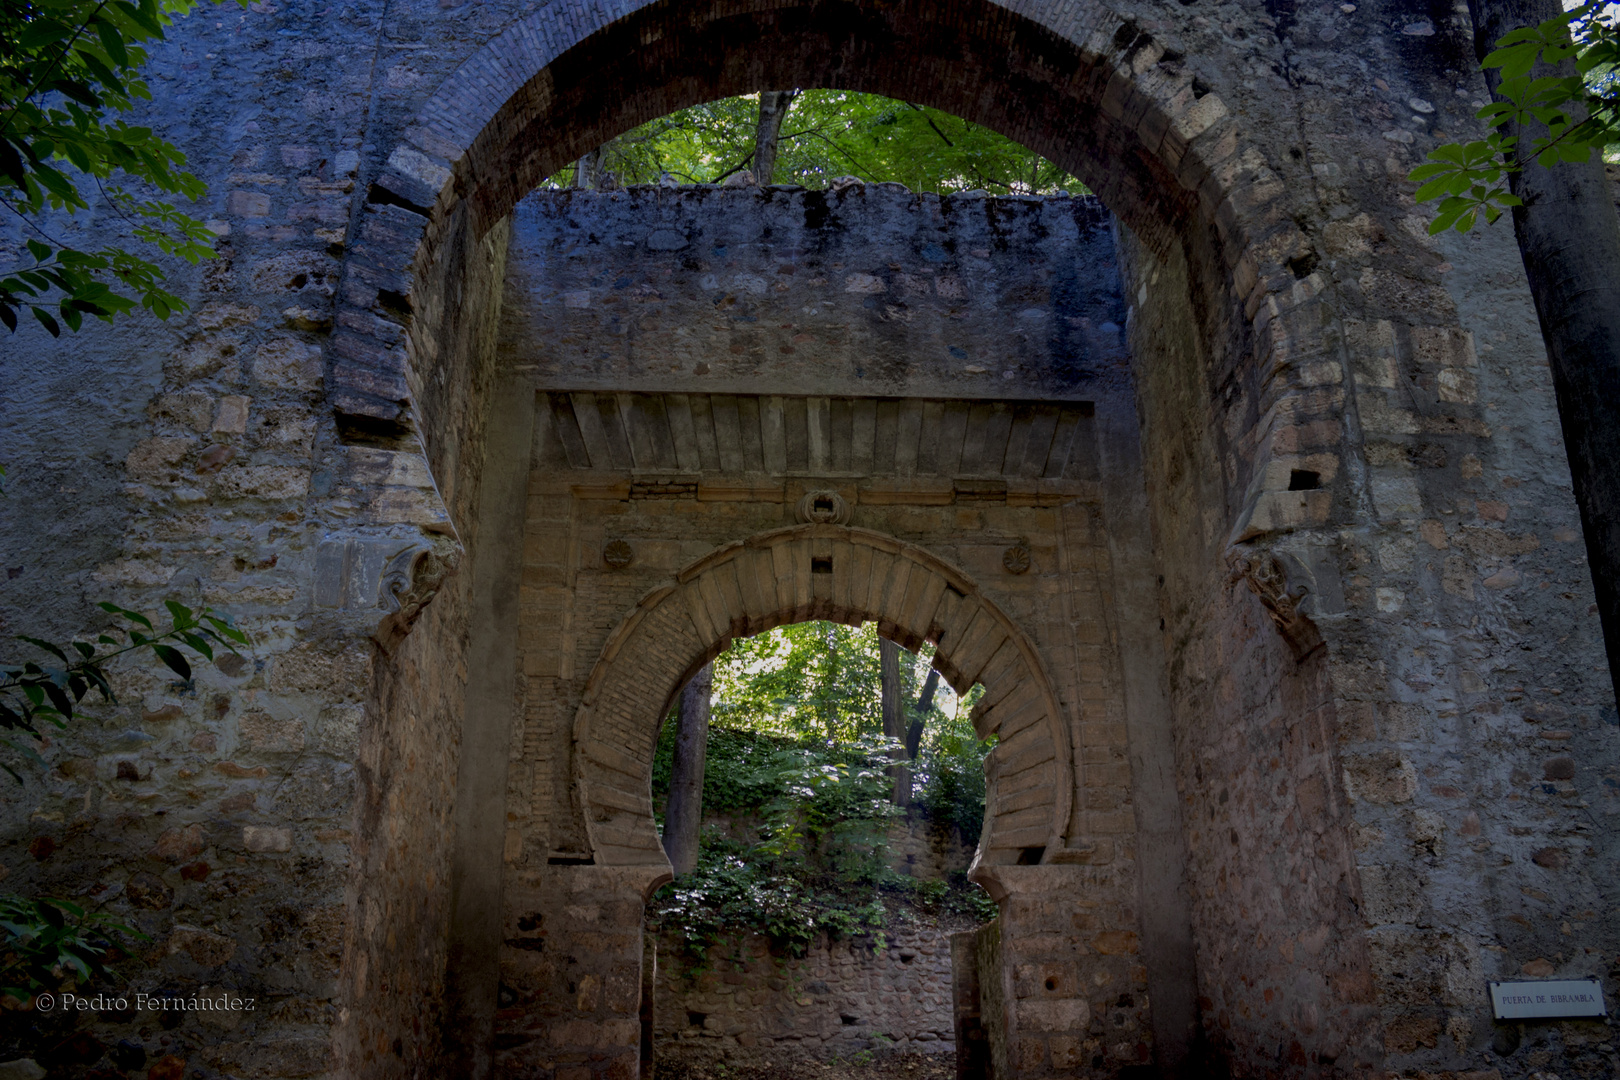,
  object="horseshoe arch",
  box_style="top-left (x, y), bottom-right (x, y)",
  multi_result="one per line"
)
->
top-left (570, 524), bottom-right (1077, 882)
